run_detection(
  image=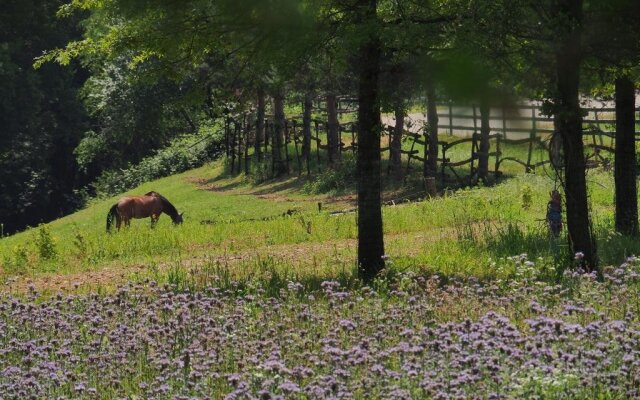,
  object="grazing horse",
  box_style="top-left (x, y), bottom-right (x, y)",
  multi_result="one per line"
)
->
top-left (106, 191), bottom-right (183, 232)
